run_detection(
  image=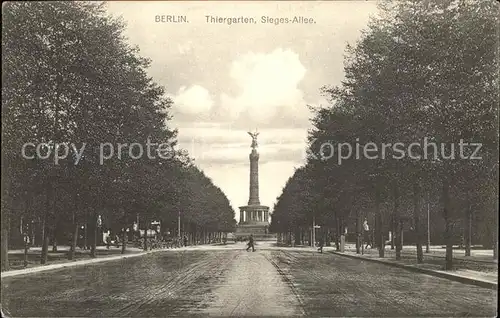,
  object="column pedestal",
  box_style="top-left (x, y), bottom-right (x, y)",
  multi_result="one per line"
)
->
top-left (236, 205), bottom-right (270, 239)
